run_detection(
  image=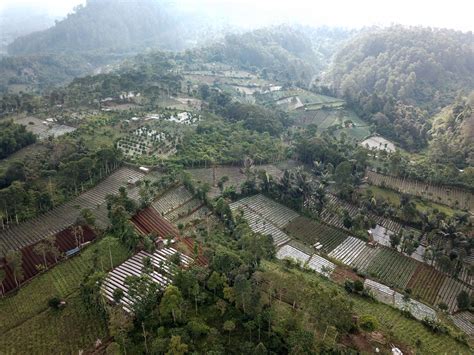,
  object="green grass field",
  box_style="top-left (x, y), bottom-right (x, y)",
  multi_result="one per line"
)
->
top-left (0, 236), bottom-right (129, 335)
top-left (351, 297), bottom-right (470, 354)
top-left (0, 293), bottom-right (108, 354)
